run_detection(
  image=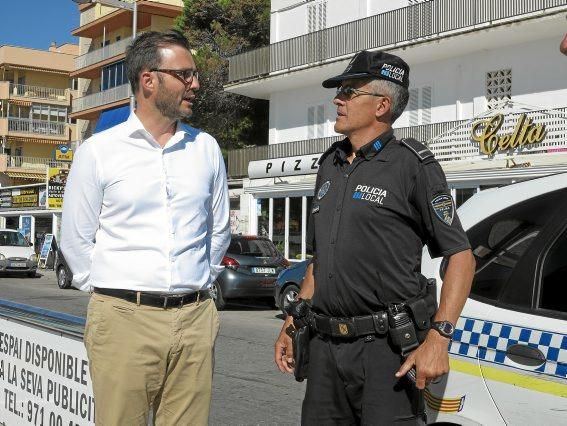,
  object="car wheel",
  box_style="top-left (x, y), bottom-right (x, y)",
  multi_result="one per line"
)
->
top-left (57, 266), bottom-right (71, 289)
top-left (280, 284), bottom-right (300, 315)
top-left (210, 281), bottom-right (226, 310)
top-left (27, 271), bottom-right (36, 278)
